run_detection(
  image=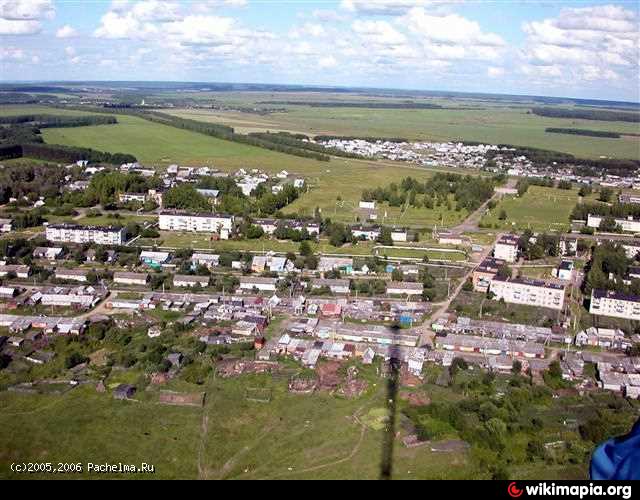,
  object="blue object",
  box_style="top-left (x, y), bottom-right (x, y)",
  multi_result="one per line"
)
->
top-left (399, 314), bottom-right (412, 327)
top-left (590, 417), bottom-right (640, 480)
